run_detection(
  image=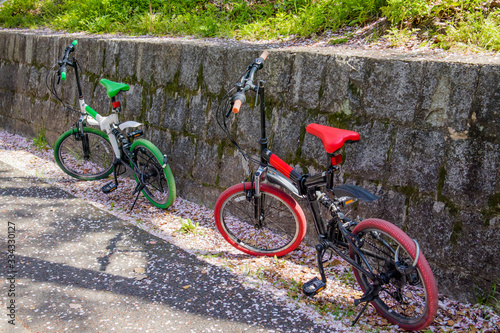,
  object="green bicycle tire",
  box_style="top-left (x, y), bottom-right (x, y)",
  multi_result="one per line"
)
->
top-left (129, 139), bottom-right (176, 209)
top-left (54, 127), bottom-right (114, 181)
